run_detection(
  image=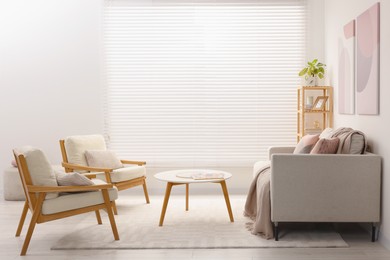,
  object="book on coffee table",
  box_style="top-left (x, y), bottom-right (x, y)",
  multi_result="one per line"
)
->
top-left (191, 172), bottom-right (225, 180)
